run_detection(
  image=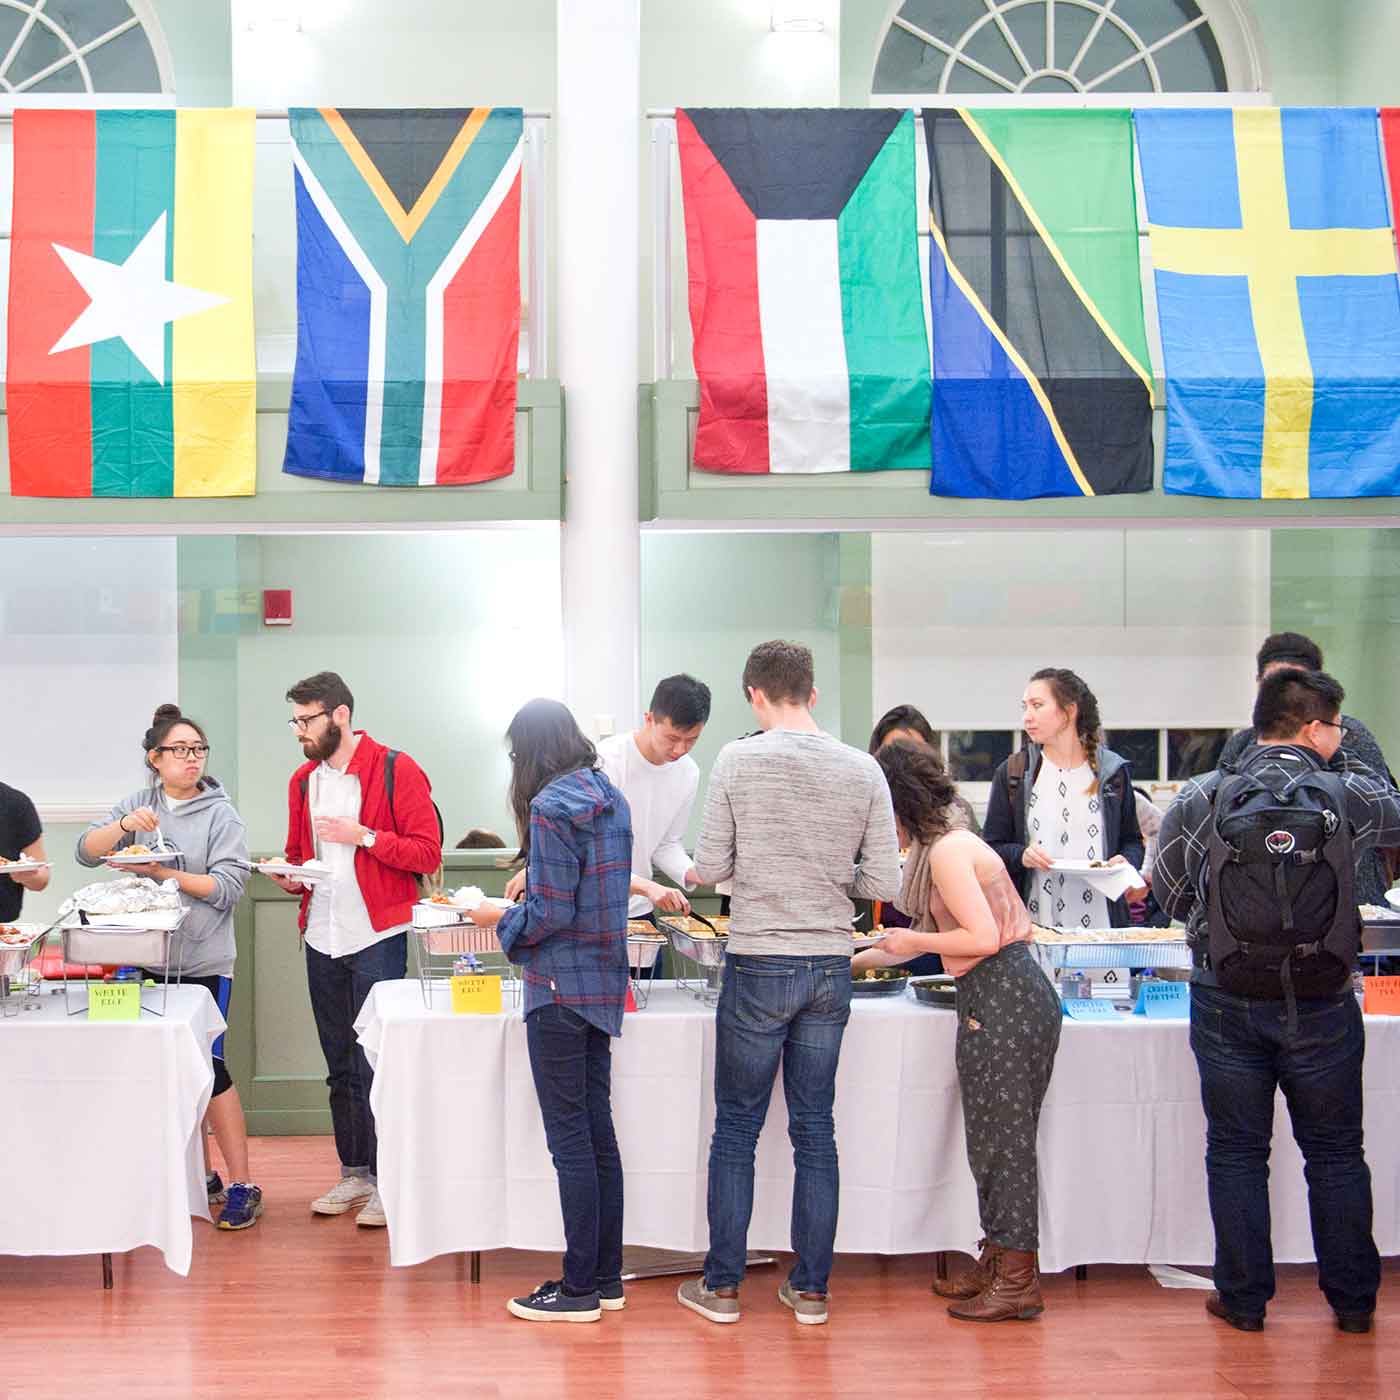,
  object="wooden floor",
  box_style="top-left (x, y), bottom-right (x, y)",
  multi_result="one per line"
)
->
top-left (2, 1137), bottom-right (1393, 1400)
